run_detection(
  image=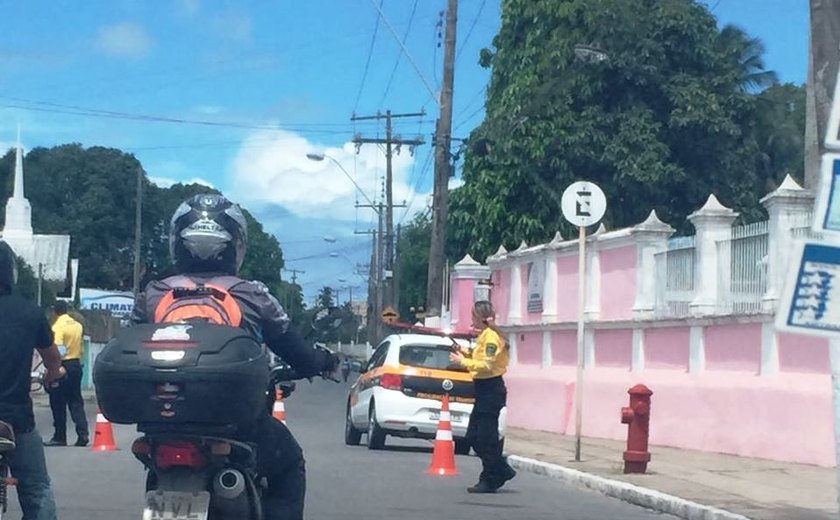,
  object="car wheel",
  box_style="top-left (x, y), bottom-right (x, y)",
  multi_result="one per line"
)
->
top-left (454, 439), bottom-right (471, 456)
top-left (345, 403), bottom-right (362, 446)
top-left (367, 403), bottom-right (386, 450)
